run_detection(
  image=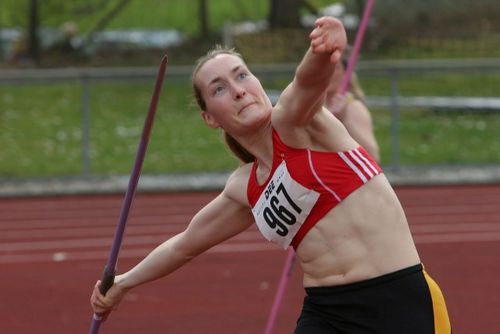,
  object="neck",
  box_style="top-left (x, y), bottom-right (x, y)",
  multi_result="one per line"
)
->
top-left (235, 122), bottom-right (273, 168)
